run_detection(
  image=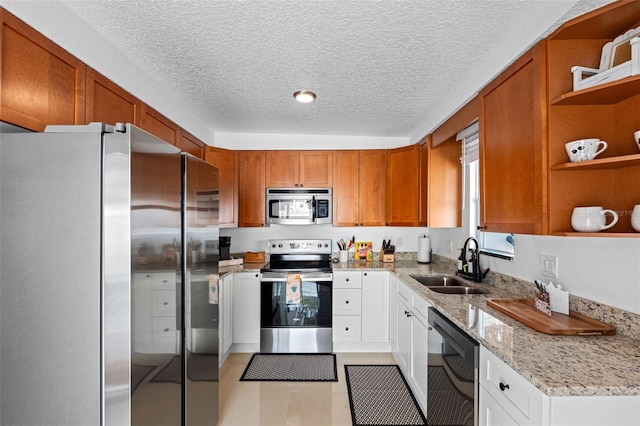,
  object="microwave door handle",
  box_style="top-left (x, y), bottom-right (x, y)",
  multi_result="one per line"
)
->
top-left (312, 196), bottom-right (317, 222)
